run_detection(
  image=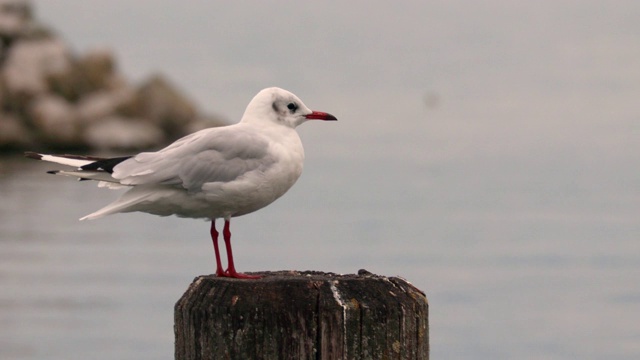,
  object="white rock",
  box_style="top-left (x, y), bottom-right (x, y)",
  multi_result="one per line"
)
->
top-left (76, 87), bottom-right (135, 124)
top-left (82, 116), bottom-right (164, 150)
top-left (28, 94), bottom-right (78, 144)
top-left (3, 38), bottom-right (72, 95)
